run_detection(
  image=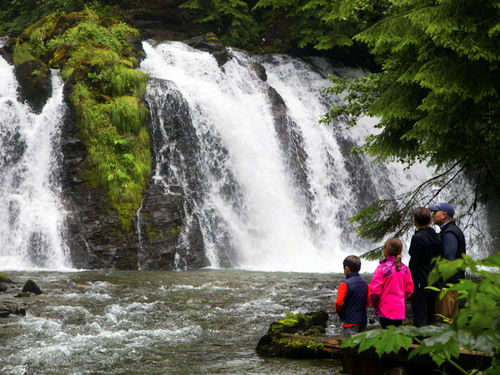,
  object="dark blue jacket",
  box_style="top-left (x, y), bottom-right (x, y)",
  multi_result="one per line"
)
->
top-left (338, 272), bottom-right (368, 324)
top-left (440, 221), bottom-right (466, 282)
